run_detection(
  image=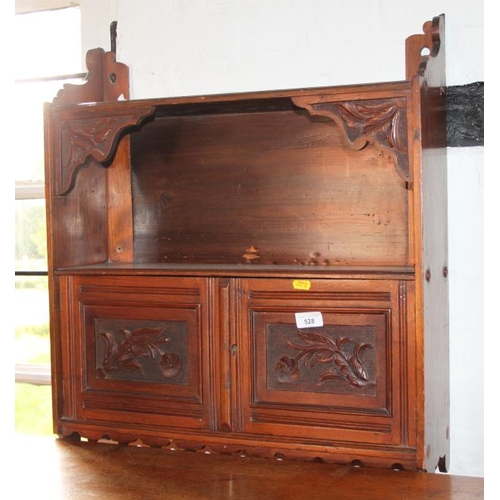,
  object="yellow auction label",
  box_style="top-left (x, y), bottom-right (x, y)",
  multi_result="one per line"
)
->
top-left (292, 279), bottom-right (311, 291)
